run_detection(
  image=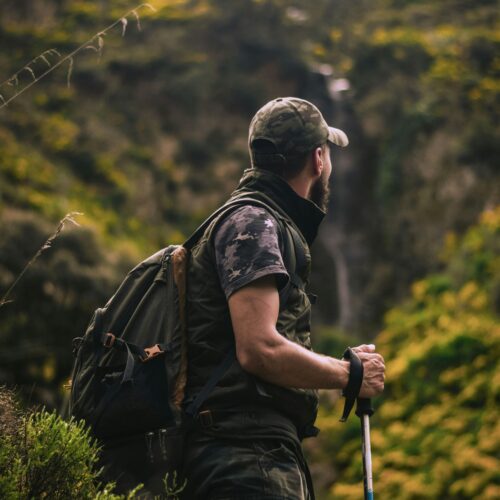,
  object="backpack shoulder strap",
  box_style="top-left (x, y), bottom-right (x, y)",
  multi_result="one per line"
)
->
top-left (184, 346), bottom-right (235, 418)
top-left (226, 193), bottom-right (309, 288)
top-left (183, 197), bottom-right (266, 250)
top-left (279, 223), bottom-right (308, 308)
